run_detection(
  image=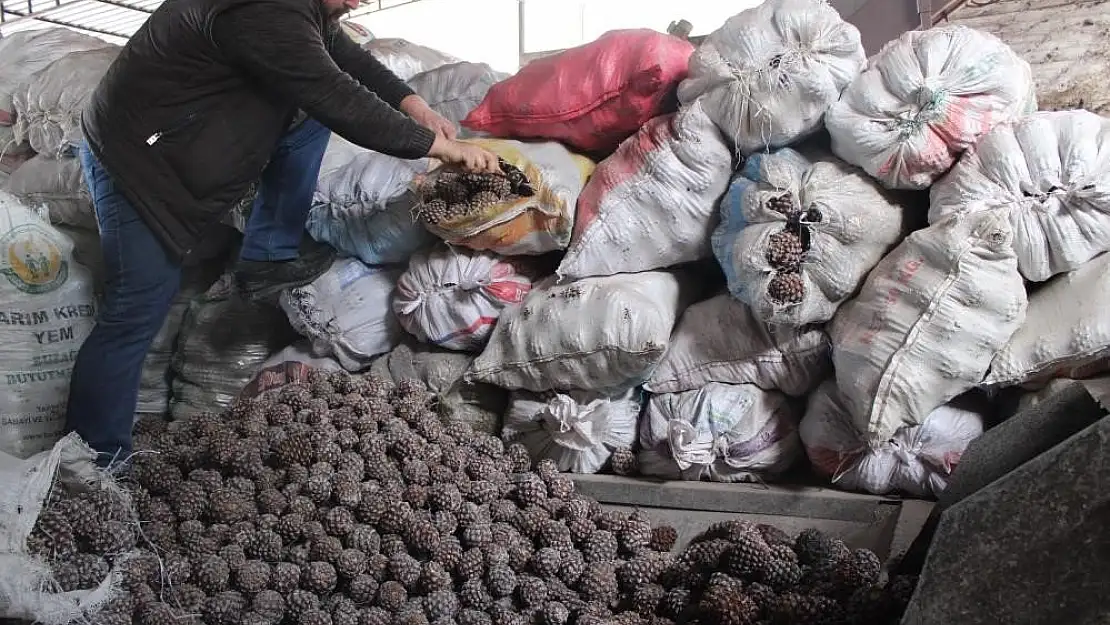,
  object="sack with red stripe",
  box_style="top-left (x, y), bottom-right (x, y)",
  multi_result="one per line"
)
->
top-left (393, 244), bottom-right (539, 352)
top-left (556, 100), bottom-right (733, 280)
